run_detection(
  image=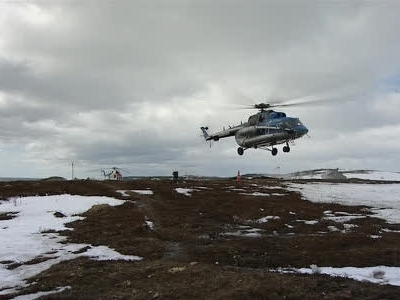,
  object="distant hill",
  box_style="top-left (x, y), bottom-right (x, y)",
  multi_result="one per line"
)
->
top-left (342, 170), bottom-right (400, 181)
top-left (41, 176), bottom-right (67, 181)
